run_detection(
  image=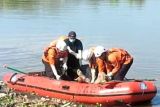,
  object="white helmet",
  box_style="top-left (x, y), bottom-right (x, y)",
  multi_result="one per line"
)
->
top-left (94, 46), bottom-right (106, 57)
top-left (82, 49), bottom-right (93, 61)
top-left (56, 40), bottom-right (67, 51)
